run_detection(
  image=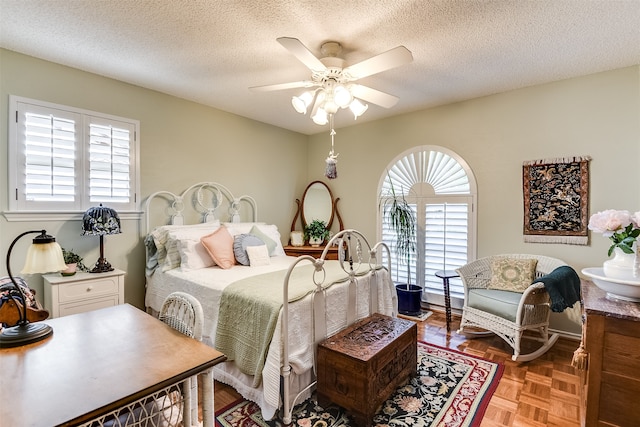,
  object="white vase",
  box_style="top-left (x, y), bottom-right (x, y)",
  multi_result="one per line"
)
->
top-left (603, 244), bottom-right (639, 280)
top-left (309, 236), bottom-right (323, 247)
